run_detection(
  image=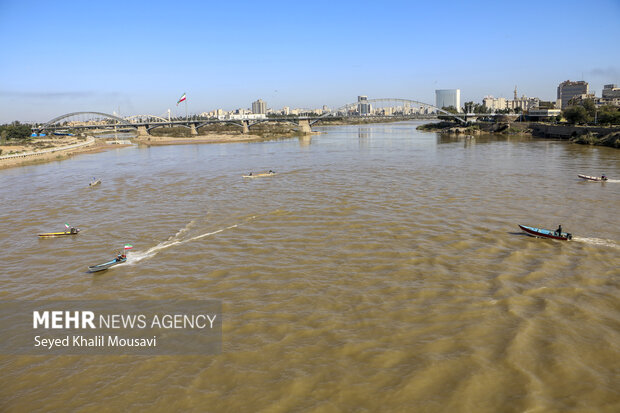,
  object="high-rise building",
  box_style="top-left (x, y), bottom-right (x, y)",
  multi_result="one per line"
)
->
top-left (602, 84), bottom-right (620, 99)
top-left (435, 89), bottom-right (461, 112)
top-left (252, 99), bottom-right (267, 114)
top-left (557, 80), bottom-right (589, 109)
top-left (357, 96), bottom-right (371, 115)
top-left (598, 84), bottom-right (620, 107)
